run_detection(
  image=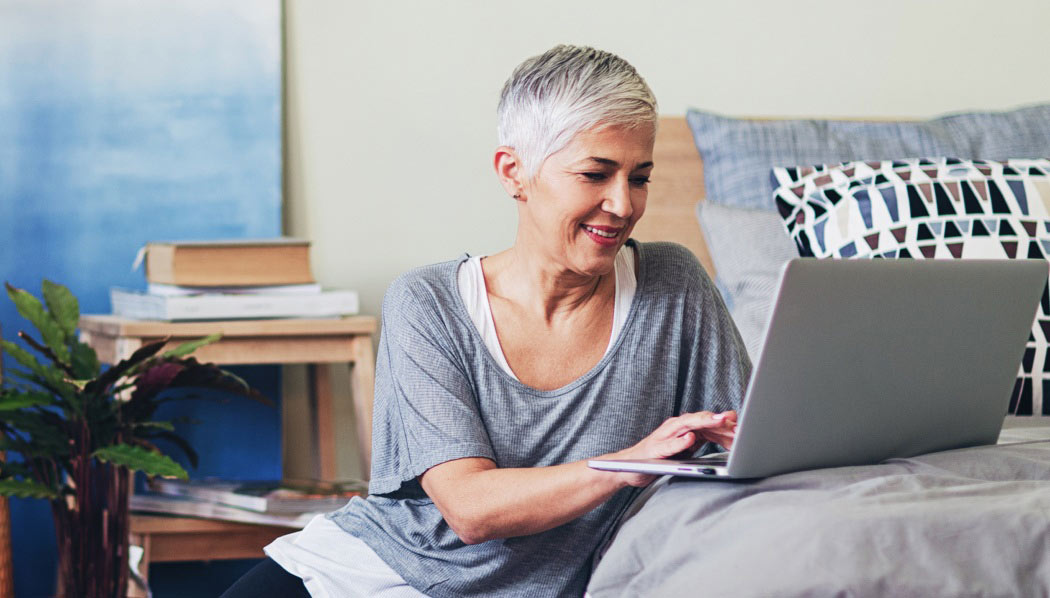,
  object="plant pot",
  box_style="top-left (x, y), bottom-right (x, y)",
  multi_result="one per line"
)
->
top-left (53, 461), bottom-right (131, 598)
